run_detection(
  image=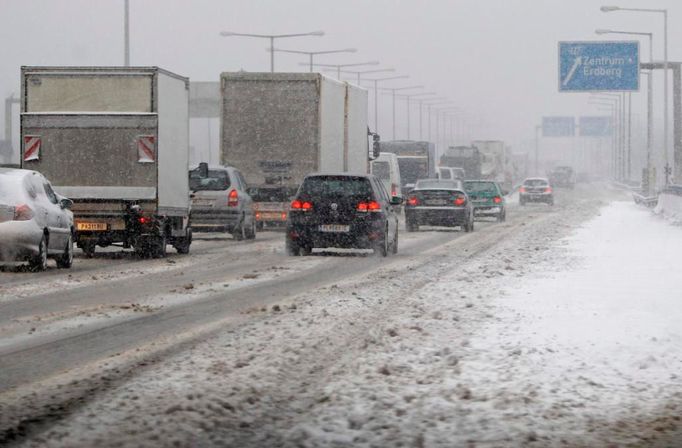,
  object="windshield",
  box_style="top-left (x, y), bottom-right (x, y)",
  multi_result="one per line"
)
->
top-left (299, 176), bottom-right (373, 198)
top-left (524, 178), bottom-right (549, 186)
top-left (464, 181), bottom-right (497, 193)
top-left (247, 186), bottom-right (296, 202)
top-left (416, 179), bottom-right (458, 189)
top-left (398, 158), bottom-right (427, 184)
top-left (189, 169), bottom-right (231, 191)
